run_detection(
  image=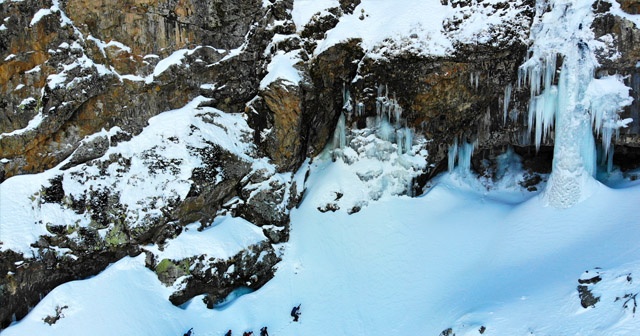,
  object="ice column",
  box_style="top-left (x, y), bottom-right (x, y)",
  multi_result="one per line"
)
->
top-left (377, 117), bottom-right (394, 142)
top-left (544, 43), bottom-right (597, 208)
top-left (403, 127), bottom-right (413, 155)
top-left (447, 138), bottom-right (458, 173)
top-left (447, 138), bottom-right (475, 175)
top-left (503, 84), bottom-right (512, 125)
top-left (396, 129), bottom-right (405, 155)
top-left (332, 112), bottom-right (347, 150)
top-left (519, 1), bottom-right (632, 208)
